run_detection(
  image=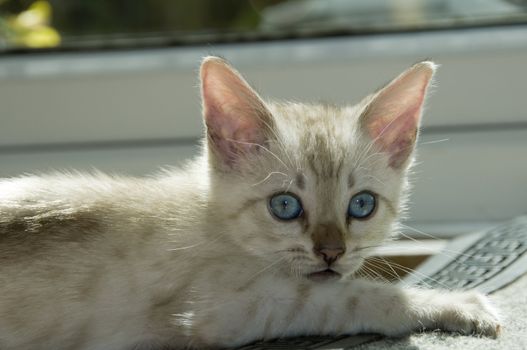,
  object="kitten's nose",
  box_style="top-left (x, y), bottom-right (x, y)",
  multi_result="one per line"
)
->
top-left (314, 246), bottom-right (346, 266)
